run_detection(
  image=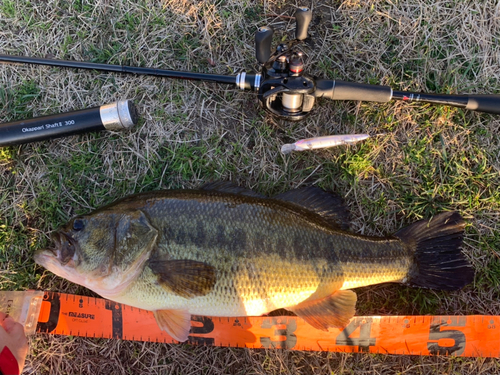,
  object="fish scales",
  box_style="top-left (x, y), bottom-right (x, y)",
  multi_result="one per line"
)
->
top-left (96, 191), bottom-right (410, 315)
top-left (34, 185), bottom-right (474, 342)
